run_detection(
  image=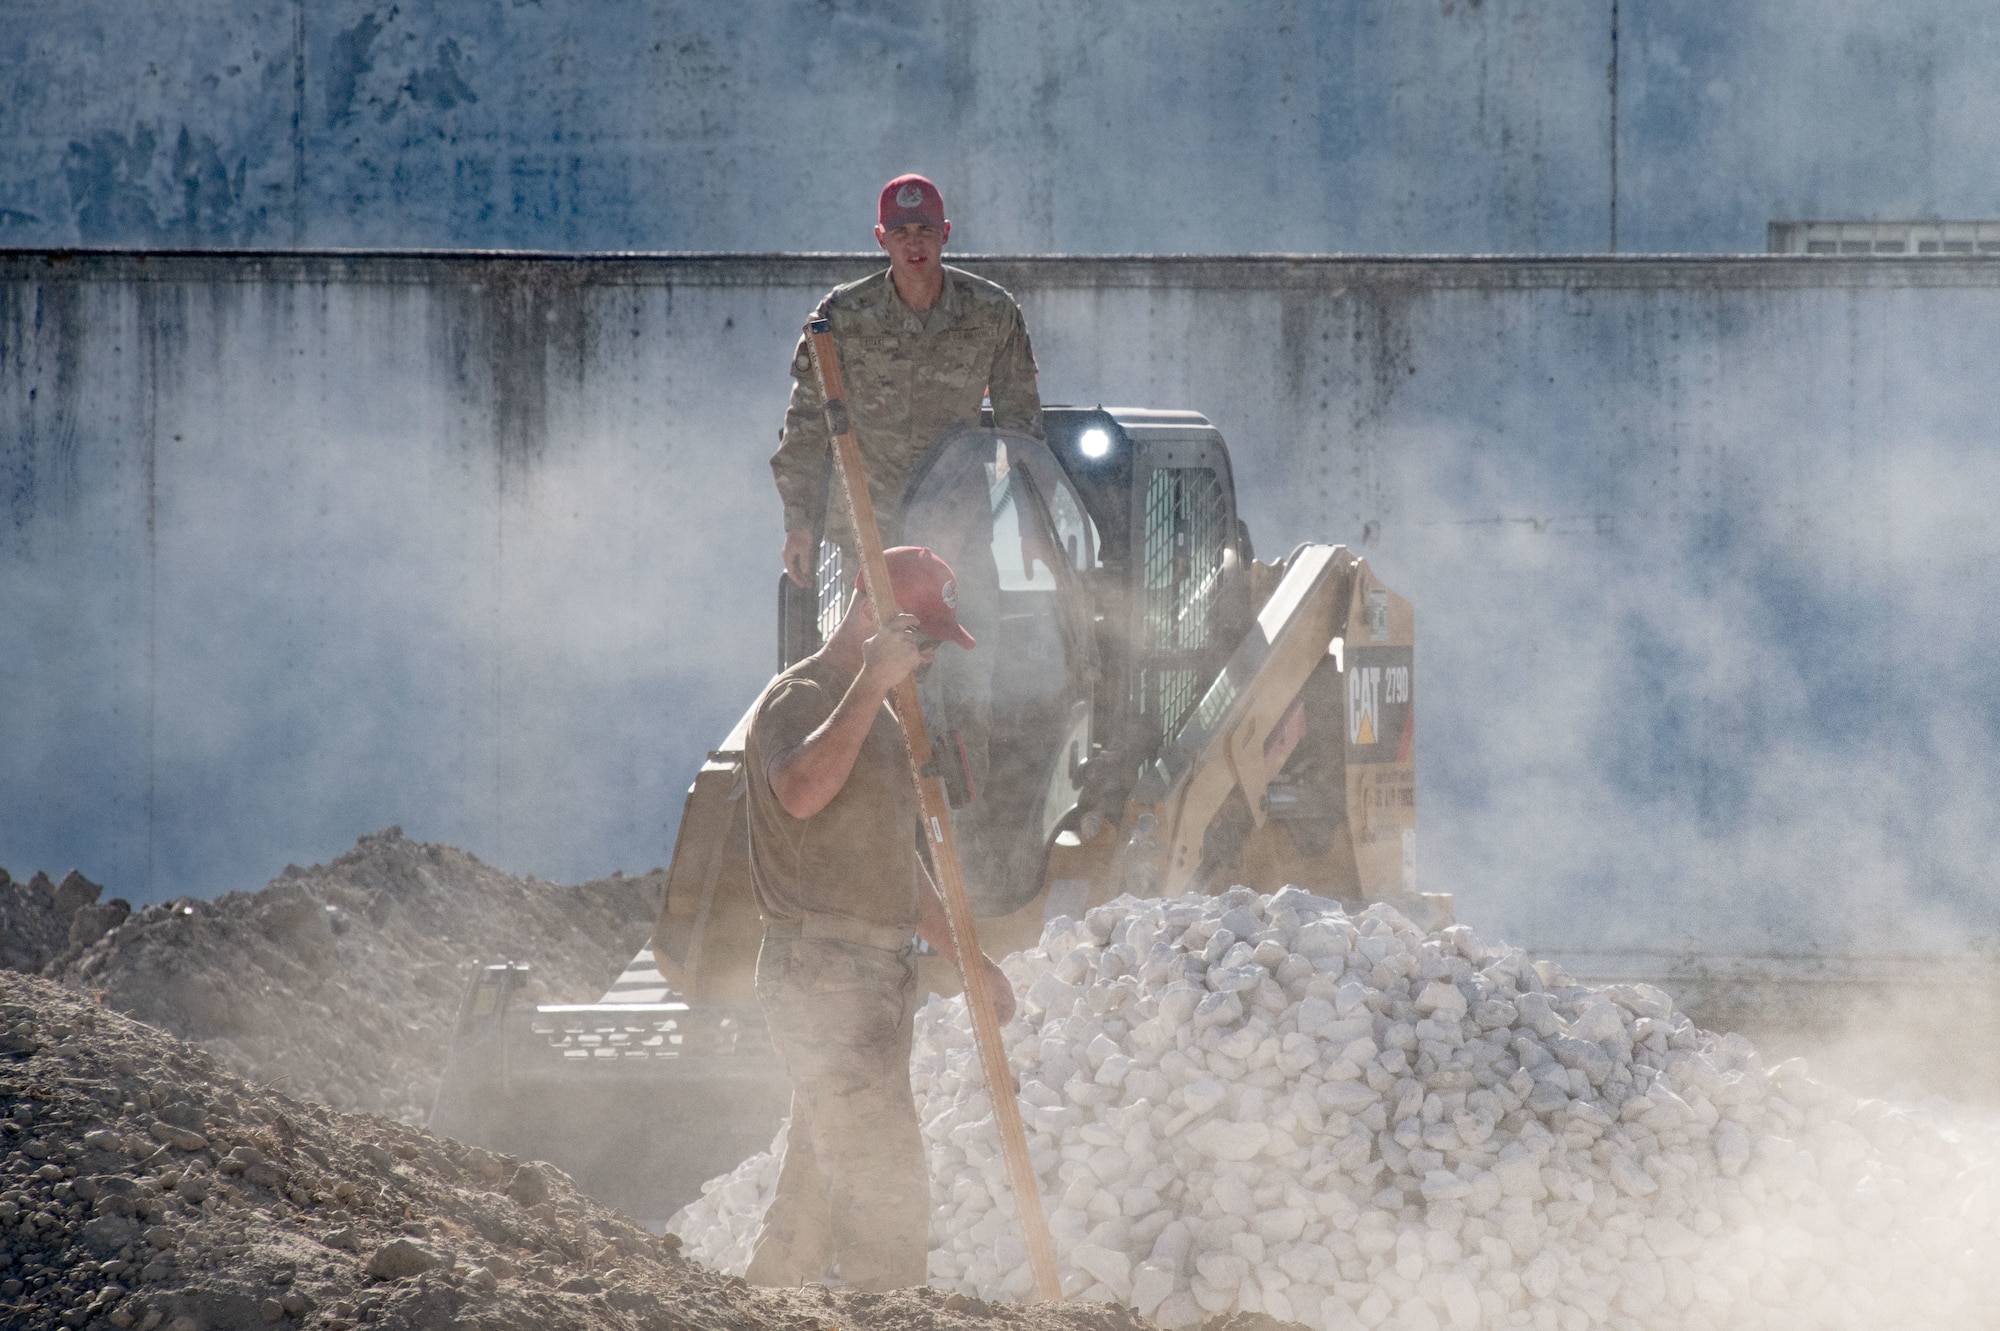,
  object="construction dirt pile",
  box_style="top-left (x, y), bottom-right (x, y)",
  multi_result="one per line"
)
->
top-left (0, 969), bottom-right (1187, 1331)
top-left (3, 829), bottom-right (662, 1124)
top-left (674, 888), bottom-right (2000, 1331)
top-left (1, 869), bottom-right (130, 978)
